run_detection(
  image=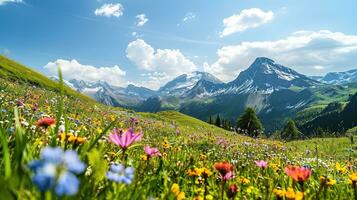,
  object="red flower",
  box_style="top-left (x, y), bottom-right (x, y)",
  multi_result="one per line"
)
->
top-left (36, 117), bottom-right (56, 129)
top-left (285, 165), bottom-right (312, 182)
top-left (214, 162), bottom-right (234, 181)
top-left (227, 184), bottom-right (238, 198)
